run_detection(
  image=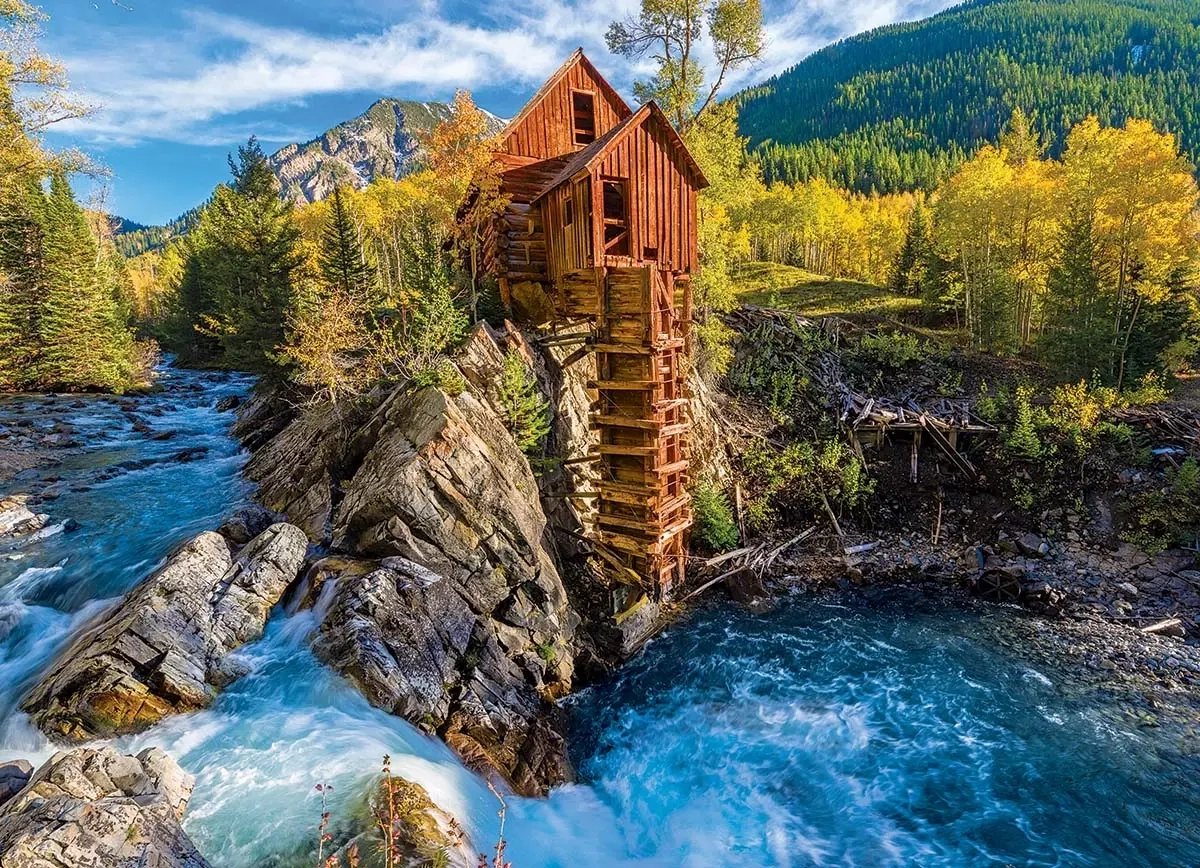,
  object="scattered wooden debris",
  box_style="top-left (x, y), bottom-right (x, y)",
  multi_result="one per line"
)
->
top-left (1109, 405), bottom-right (1200, 459)
top-left (724, 306), bottom-right (997, 481)
top-left (682, 527), bottom-right (816, 603)
top-left (1139, 618), bottom-right (1185, 637)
